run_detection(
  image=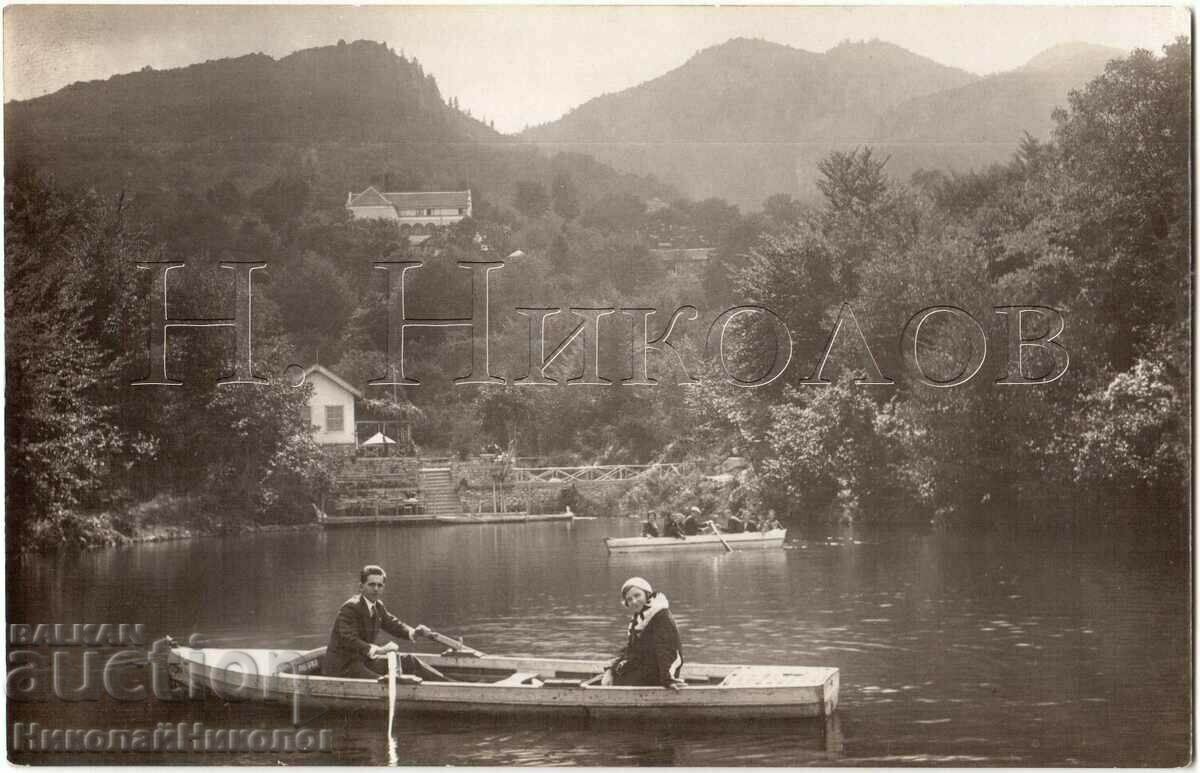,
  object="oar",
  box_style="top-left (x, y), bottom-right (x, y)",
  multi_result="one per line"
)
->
top-left (426, 630), bottom-right (484, 657)
top-left (707, 521), bottom-right (734, 553)
top-left (386, 651), bottom-right (399, 766)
